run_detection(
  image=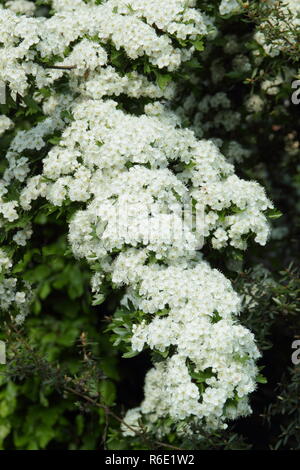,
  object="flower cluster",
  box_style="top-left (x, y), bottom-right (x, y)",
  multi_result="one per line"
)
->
top-left (0, 0), bottom-right (211, 96)
top-left (115, 253), bottom-right (259, 431)
top-left (0, 115), bottom-right (13, 137)
top-left (0, 249), bottom-right (32, 324)
top-left (0, 0), bottom-right (275, 437)
top-left (219, 0), bottom-right (242, 17)
top-left (8, 93), bottom-right (271, 431)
